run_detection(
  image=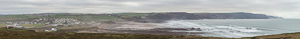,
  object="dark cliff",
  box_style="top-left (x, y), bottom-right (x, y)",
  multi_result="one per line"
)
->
top-left (193, 12), bottom-right (270, 19)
